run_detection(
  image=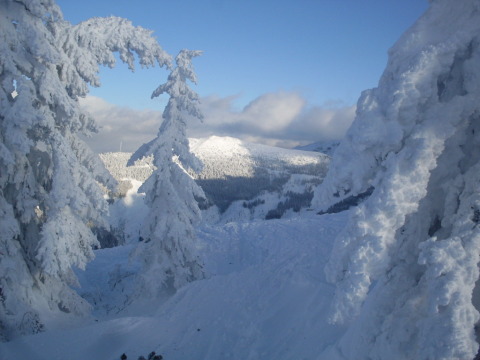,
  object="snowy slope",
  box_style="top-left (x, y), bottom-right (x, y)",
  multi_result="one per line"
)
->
top-left (190, 136), bottom-right (328, 179)
top-left (100, 136), bottom-right (327, 184)
top-left (189, 136), bottom-right (330, 216)
top-left (294, 140), bottom-right (340, 156)
top-left (100, 152), bottom-right (154, 184)
top-left (0, 212), bottom-right (348, 360)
